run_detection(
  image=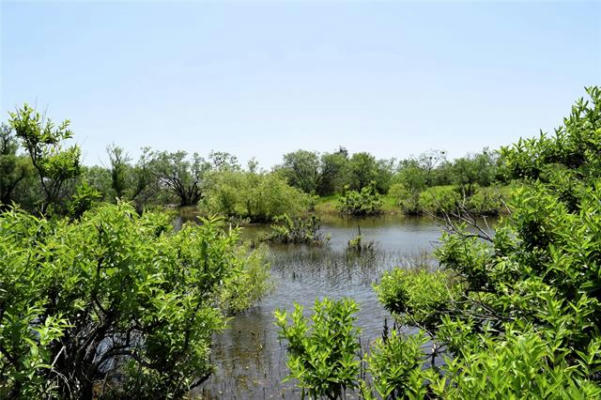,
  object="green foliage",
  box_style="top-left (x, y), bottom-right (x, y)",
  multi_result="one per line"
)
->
top-left (435, 327), bottom-right (601, 399)
top-left (147, 149), bottom-right (211, 206)
top-left (275, 298), bottom-right (361, 400)
top-left (463, 185), bottom-right (512, 215)
top-left (266, 214), bottom-right (329, 245)
top-left (278, 150), bottom-right (322, 194)
top-left (81, 165), bottom-right (113, 202)
top-left (360, 331), bottom-right (430, 400)
top-left (67, 180), bottom-right (101, 219)
top-left (218, 243), bottom-right (272, 314)
top-left (375, 269), bottom-right (456, 331)
top-left (394, 184), bottom-right (512, 216)
top-left (318, 148), bottom-right (350, 196)
top-left (9, 104), bottom-right (81, 214)
top-left (347, 235), bottom-right (374, 254)
top-left (204, 171), bottom-right (311, 222)
top-left (348, 152), bottom-right (393, 193)
top-left (0, 123), bottom-right (33, 209)
top-left (0, 203), bottom-right (269, 399)
top-left (107, 144), bottom-right (129, 199)
top-left (416, 185), bottom-right (461, 215)
top-left (337, 182), bottom-right (383, 216)
top-left (372, 87), bottom-right (601, 397)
